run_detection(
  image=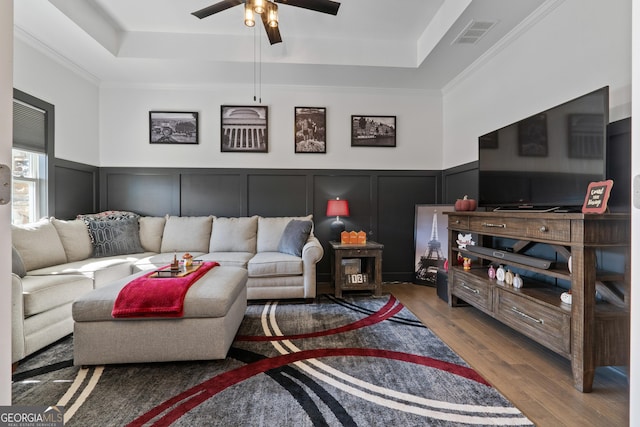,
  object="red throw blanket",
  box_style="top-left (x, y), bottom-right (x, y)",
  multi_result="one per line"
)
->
top-left (112, 262), bottom-right (218, 318)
